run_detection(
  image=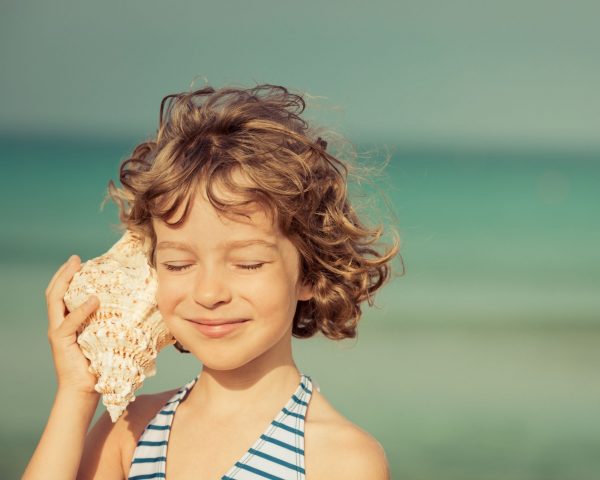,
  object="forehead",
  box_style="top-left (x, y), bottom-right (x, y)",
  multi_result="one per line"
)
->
top-left (152, 195), bottom-right (287, 258)
top-left (152, 182), bottom-right (277, 238)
